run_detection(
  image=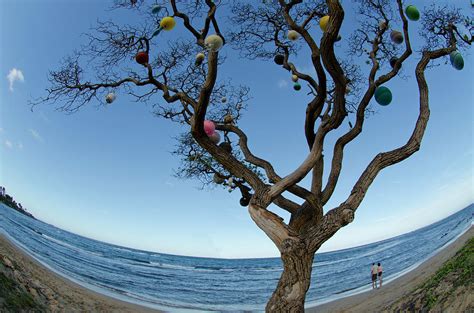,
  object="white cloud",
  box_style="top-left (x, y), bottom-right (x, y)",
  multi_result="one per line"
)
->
top-left (4, 140), bottom-right (12, 149)
top-left (18, 142), bottom-right (23, 149)
top-left (29, 129), bottom-right (44, 143)
top-left (7, 68), bottom-right (25, 92)
top-left (277, 79), bottom-right (288, 88)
